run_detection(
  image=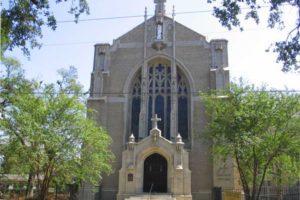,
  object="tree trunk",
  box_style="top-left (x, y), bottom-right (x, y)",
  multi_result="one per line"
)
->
top-left (69, 184), bottom-right (79, 200)
top-left (244, 192), bottom-right (251, 200)
top-left (25, 172), bottom-right (34, 199)
top-left (38, 161), bottom-right (55, 200)
top-left (38, 178), bottom-right (50, 200)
